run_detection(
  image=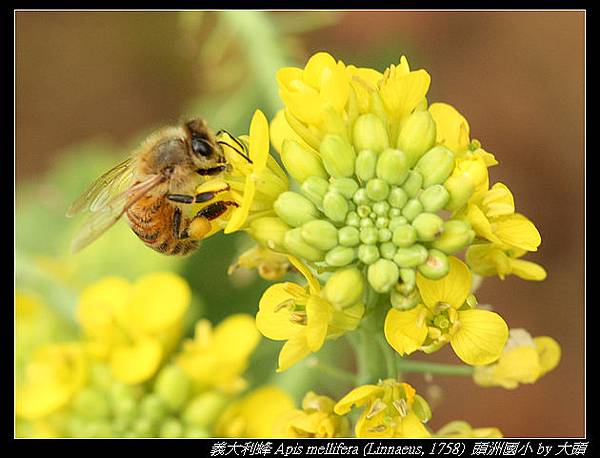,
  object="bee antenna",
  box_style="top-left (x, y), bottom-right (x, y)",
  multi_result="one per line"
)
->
top-left (216, 130), bottom-right (253, 164)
